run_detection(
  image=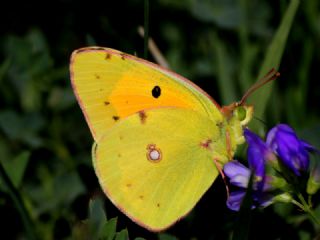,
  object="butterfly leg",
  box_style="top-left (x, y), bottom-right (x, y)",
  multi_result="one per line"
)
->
top-left (213, 158), bottom-right (230, 199)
